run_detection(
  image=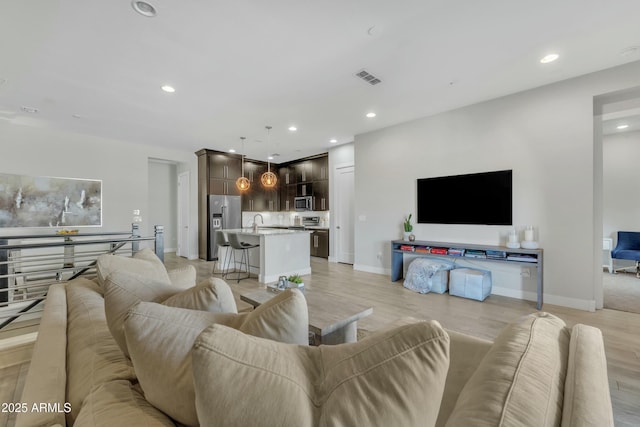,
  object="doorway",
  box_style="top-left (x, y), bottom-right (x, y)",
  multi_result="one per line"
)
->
top-left (177, 171), bottom-right (190, 258)
top-left (597, 88), bottom-right (640, 314)
top-left (148, 159), bottom-right (178, 253)
top-left (335, 165), bottom-right (355, 264)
